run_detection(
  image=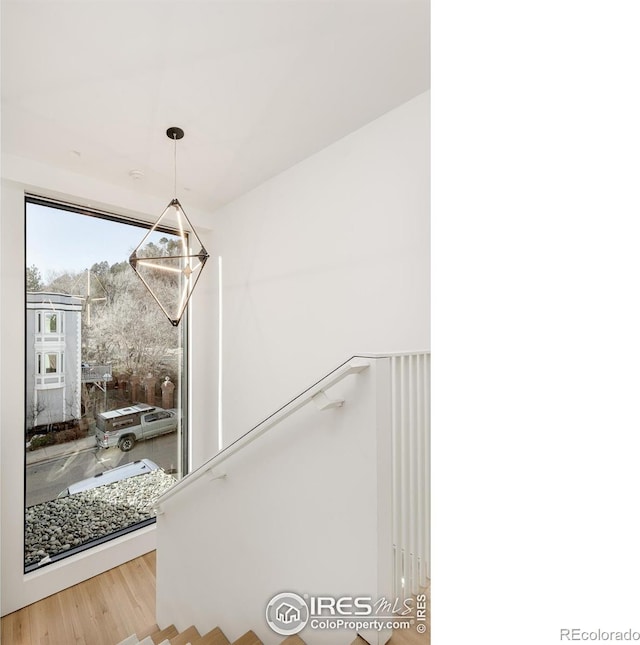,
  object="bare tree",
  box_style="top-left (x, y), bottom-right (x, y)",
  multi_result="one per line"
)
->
top-left (39, 250), bottom-right (181, 400)
top-left (84, 261), bottom-right (180, 380)
top-left (26, 400), bottom-right (46, 431)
